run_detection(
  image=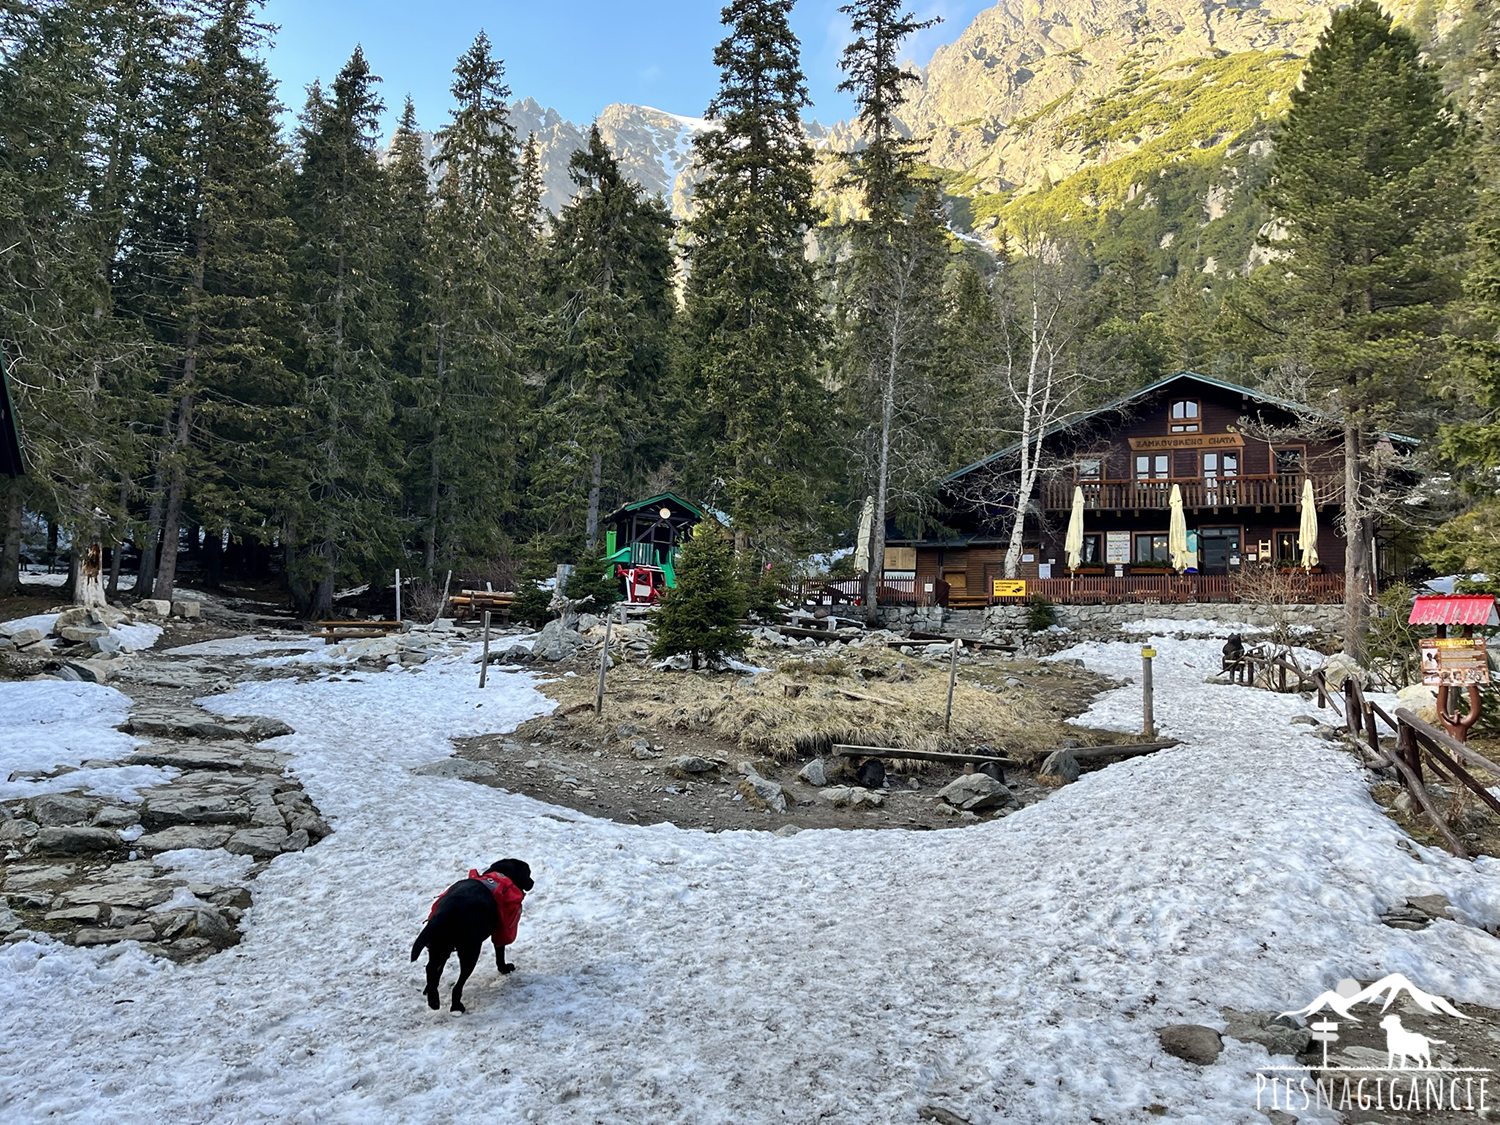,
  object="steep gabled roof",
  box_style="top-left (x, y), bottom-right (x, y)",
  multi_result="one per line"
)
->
top-left (0, 355), bottom-right (22, 478)
top-left (605, 491), bottom-right (706, 521)
top-left (945, 369), bottom-right (1414, 484)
